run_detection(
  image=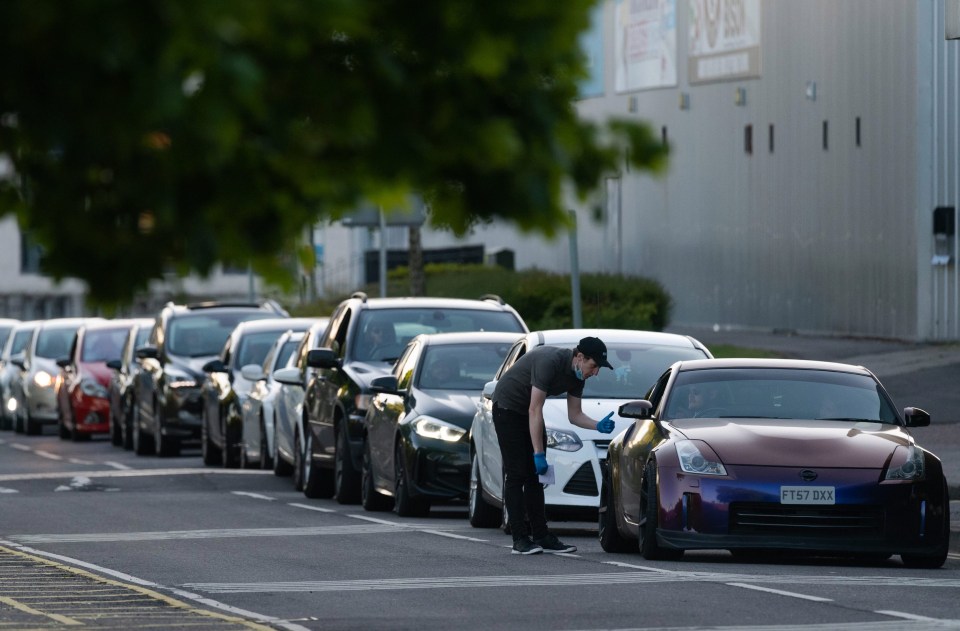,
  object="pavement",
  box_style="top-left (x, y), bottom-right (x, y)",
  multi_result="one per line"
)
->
top-left (666, 324), bottom-right (960, 557)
